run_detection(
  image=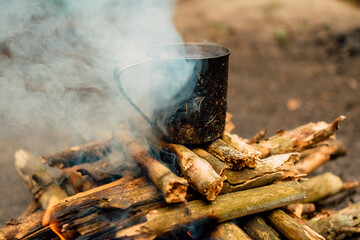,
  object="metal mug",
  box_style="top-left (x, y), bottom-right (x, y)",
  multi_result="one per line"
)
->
top-left (114, 43), bottom-right (230, 144)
